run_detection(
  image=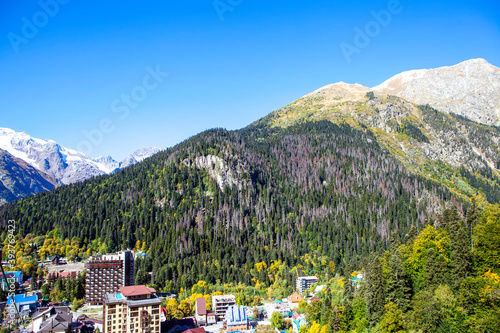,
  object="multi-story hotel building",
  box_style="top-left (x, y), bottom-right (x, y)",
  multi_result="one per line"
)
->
top-left (296, 276), bottom-right (318, 295)
top-left (103, 285), bottom-right (161, 333)
top-left (85, 250), bottom-right (134, 305)
top-left (212, 294), bottom-right (236, 321)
